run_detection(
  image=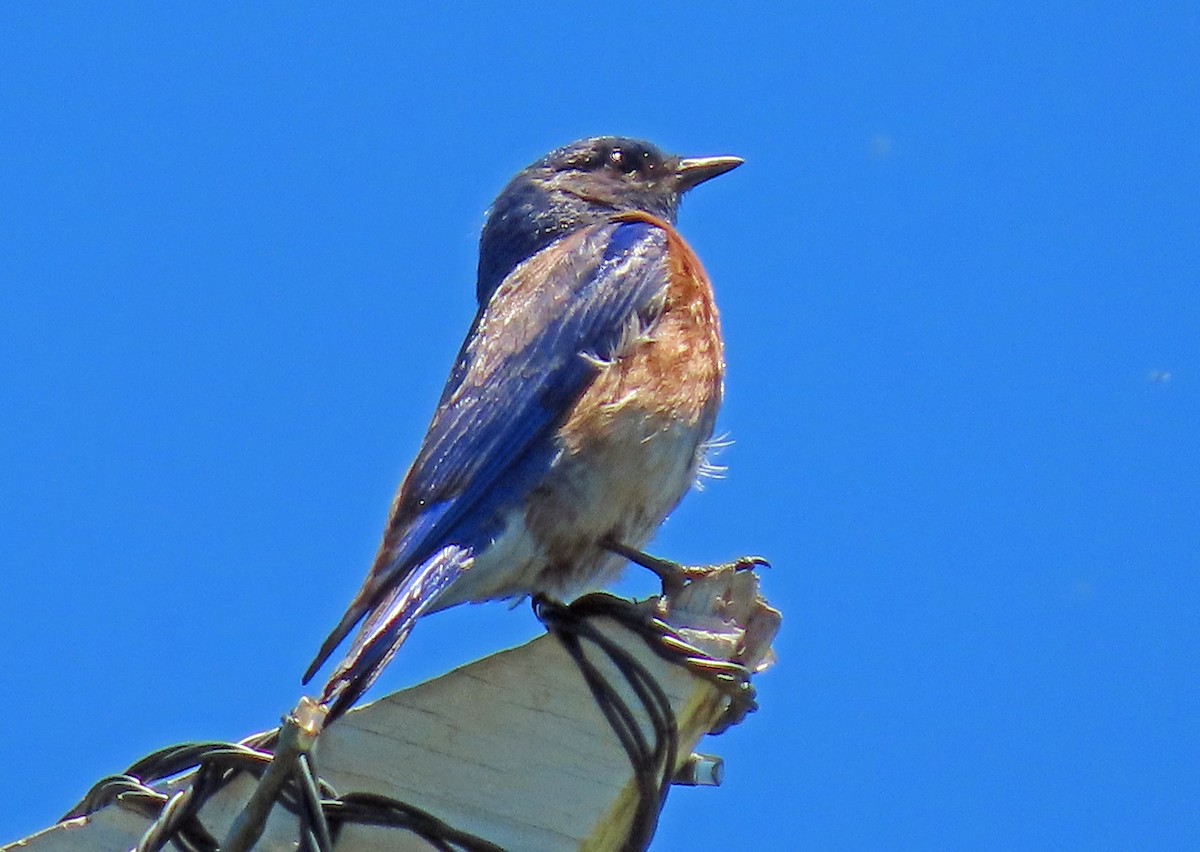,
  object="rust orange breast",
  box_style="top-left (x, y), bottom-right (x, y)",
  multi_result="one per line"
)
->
top-left (558, 211), bottom-right (725, 450)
